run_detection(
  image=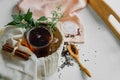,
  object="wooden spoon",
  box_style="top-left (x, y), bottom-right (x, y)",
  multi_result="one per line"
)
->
top-left (67, 44), bottom-right (91, 77)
